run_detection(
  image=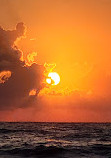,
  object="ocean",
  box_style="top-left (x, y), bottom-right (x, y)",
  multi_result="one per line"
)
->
top-left (0, 122), bottom-right (111, 158)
